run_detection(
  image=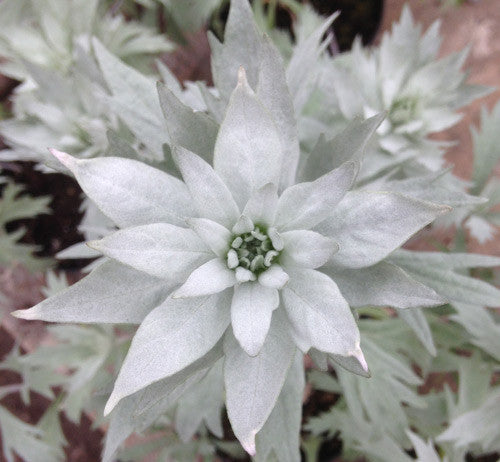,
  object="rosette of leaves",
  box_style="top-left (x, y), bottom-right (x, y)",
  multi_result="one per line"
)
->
top-left (0, 0), bottom-right (176, 169)
top-left (311, 6), bottom-right (490, 181)
top-left (0, 1), bottom-right (178, 246)
top-left (0, 63), bottom-right (120, 169)
top-left (6, 1), bottom-right (500, 460)
top-left (0, 0), bottom-right (173, 80)
top-left (0, 58), bottom-right (123, 256)
top-left (13, 31), bottom-right (469, 457)
top-left (0, 0), bottom-right (339, 262)
top-left (0, 0), bottom-right (175, 248)
top-left (464, 101), bottom-right (500, 243)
